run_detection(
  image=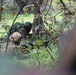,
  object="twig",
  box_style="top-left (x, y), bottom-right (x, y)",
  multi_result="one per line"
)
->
top-left (46, 49), bottom-right (54, 61)
top-left (36, 49), bottom-right (40, 68)
top-left (42, 0), bottom-right (49, 13)
top-left (54, 10), bottom-right (63, 17)
top-left (60, 0), bottom-right (72, 15)
top-left (46, 0), bottom-right (53, 15)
